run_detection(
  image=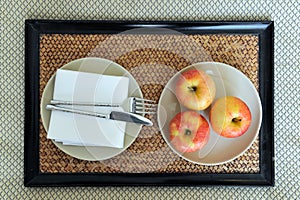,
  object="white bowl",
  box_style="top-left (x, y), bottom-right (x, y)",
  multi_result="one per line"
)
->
top-left (157, 62), bottom-right (262, 165)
